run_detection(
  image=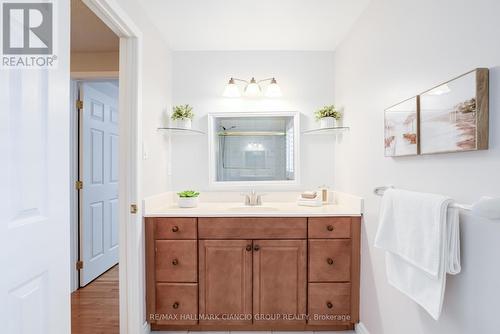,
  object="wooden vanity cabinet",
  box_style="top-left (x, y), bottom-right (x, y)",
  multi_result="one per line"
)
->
top-left (146, 217), bottom-right (198, 326)
top-left (252, 239), bottom-right (307, 325)
top-left (146, 216), bottom-right (360, 331)
top-left (309, 239), bottom-right (351, 282)
top-left (198, 240), bottom-right (252, 325)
